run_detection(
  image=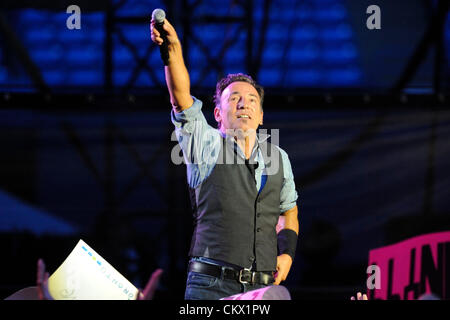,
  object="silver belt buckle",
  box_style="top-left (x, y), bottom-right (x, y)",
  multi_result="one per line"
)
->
top-left (238, 268), bottom-right (255, 284)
